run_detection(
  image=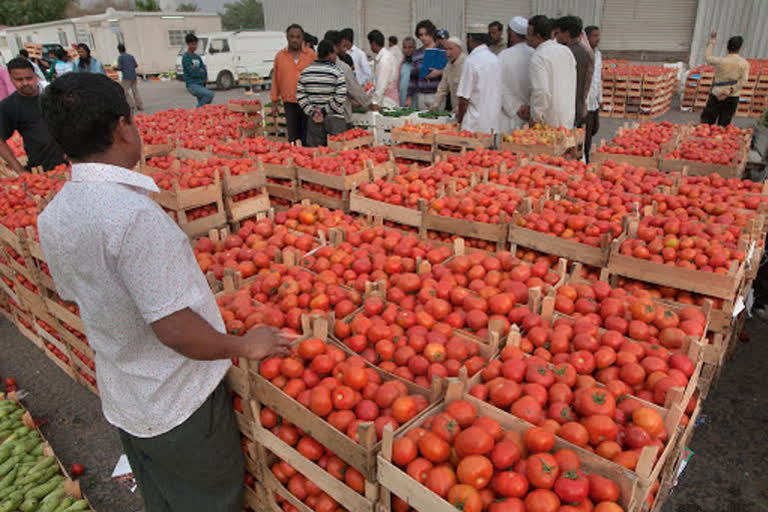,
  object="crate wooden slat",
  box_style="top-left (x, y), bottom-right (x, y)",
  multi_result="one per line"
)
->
top-left (228, 102), bottom-right (263, 114)
top-left (498, 137), bottom-right (566, 157)
top-left (349, 192), bottom-right (422, 228)
top-left (297, 187), bottom-right (349, 211)
top-left (266, 180), bottom-right (299, 202)
top-left (296, 165), bottom-right (371, 191)
top-left (328, 134), bottom-right (375, 151)
top-left (176, 207), bottom-right (228, 238)
top-left (259, 158), bottom-right (297, 180)
top-left (659, 156), bottom-right (744, 179)
top-left (222, 166), bottom-right (267, 196)
top-left (508, 223), bottom-right (612, 267)
top-left (434, 133), bottom-right (494, 150)
top-left (391, 146), bottom-right (434, 162)
top-left (152, 169), bottom-right (223, 211)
